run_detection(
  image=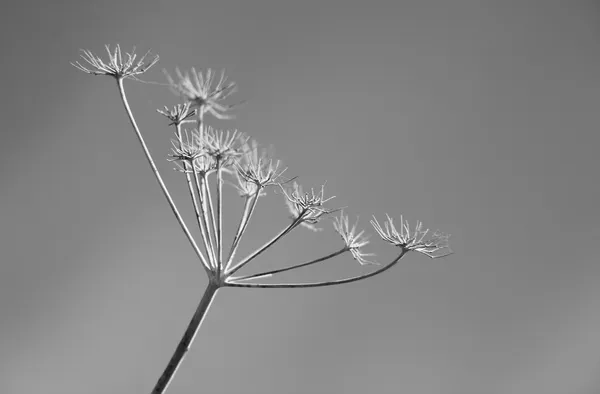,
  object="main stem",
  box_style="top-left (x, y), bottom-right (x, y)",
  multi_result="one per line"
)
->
top-left (151, 281), bottom-right (220, 394)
